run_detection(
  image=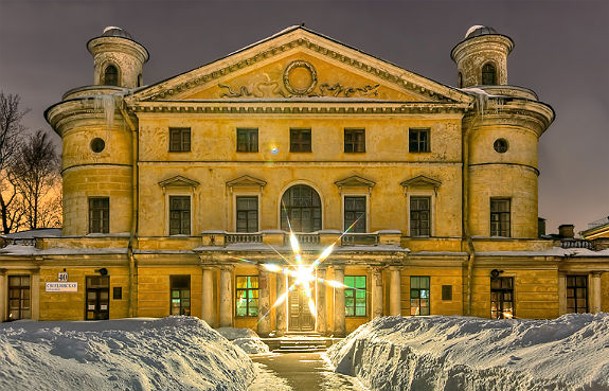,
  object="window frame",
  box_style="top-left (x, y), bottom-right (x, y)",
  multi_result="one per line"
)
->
top-left (235, 195), bottom-right (259, 233)
top-left (410, 276), bottom-right (431, 316)
top-left (85, 275), bottom-right (110, 321)
top-left (491, 276), bottom-right (515, 319)
top-left (344, 128), bottom-right (366, 153)
top-left (8, 275), bottom-right (31, 320)
top-left (409, 195), bottom-right (432, 237)
top-left (408, 128), bottom-right (430, 153)
top-left (170, 275), bottom-right (191, 316)
top-left (88, 197), bottom-right (110, 234)
top-left (168, 195), bottom-right (192, 235)
top-left (566, 275), bottom-right (588, 314)
top-left (343, 195), bottom-right (367, 233)
top-left (289, 128), bottom-right (312, 153)
top-left (481, 62), bottom-right (497, 85)
top-left (280, 184), bottom-right (322, 232)
top-left (169, 127), bottom-right (191, 153)
top-left (235, 276), bottom-right (259, 317)
top-left (490, 198), bottom-right (511, 237)
top-left (236, 128), bottom-right (259, 153)
top-left (103, 64), bottom-right (119, 86)
top-left (344, 275), bottom-right (367, 317)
